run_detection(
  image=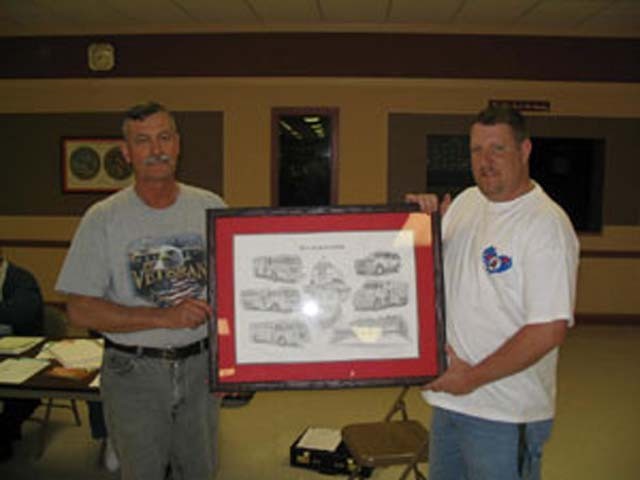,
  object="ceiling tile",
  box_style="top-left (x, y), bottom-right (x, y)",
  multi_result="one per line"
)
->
top-left (251, 0), bottom-right (320, 23)
top-left (47, 0), bottom-right (131, 24)
top-left (579, 0), bottom-right (640, 30)
top-left (320, 0), bottom-right (389, 22)
top-left (0, 0), bottom-right (636, 37)
top-left (175, 0), bottom-right (258, 23)
top-left (1, 0), bottom-right (62, 26)
top-left (518, 0), bottom-right (613, 28)
top-left (388, 0), bottom-right (463, 23)
top-left (105, 0), bottom-right (193, 24)
top-left (455, 0), bottom-right (539, 24)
